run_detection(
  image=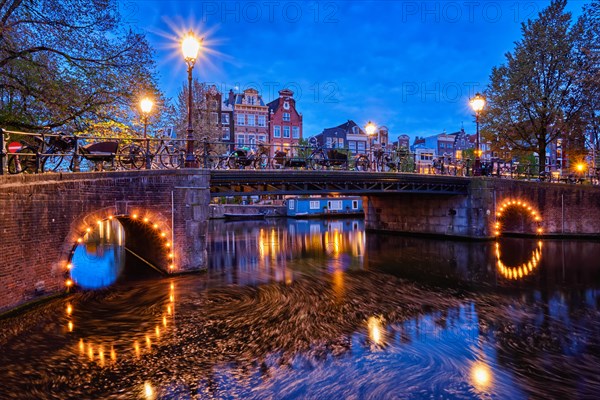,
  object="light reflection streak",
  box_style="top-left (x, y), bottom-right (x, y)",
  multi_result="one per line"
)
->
top-left (496, 241), bottom-right (543, 280)
top-left (68, 282), bottom-right (176, 368)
